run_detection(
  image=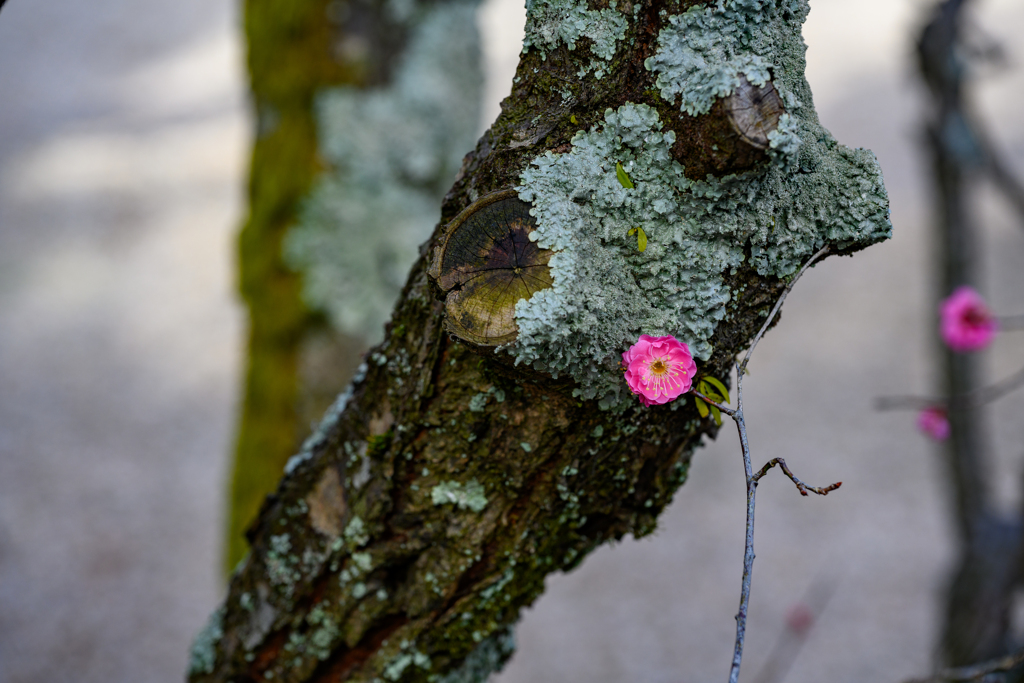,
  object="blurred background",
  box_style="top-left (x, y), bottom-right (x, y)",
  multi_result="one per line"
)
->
top-left (2, 1), bottom-right (1024, 682)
